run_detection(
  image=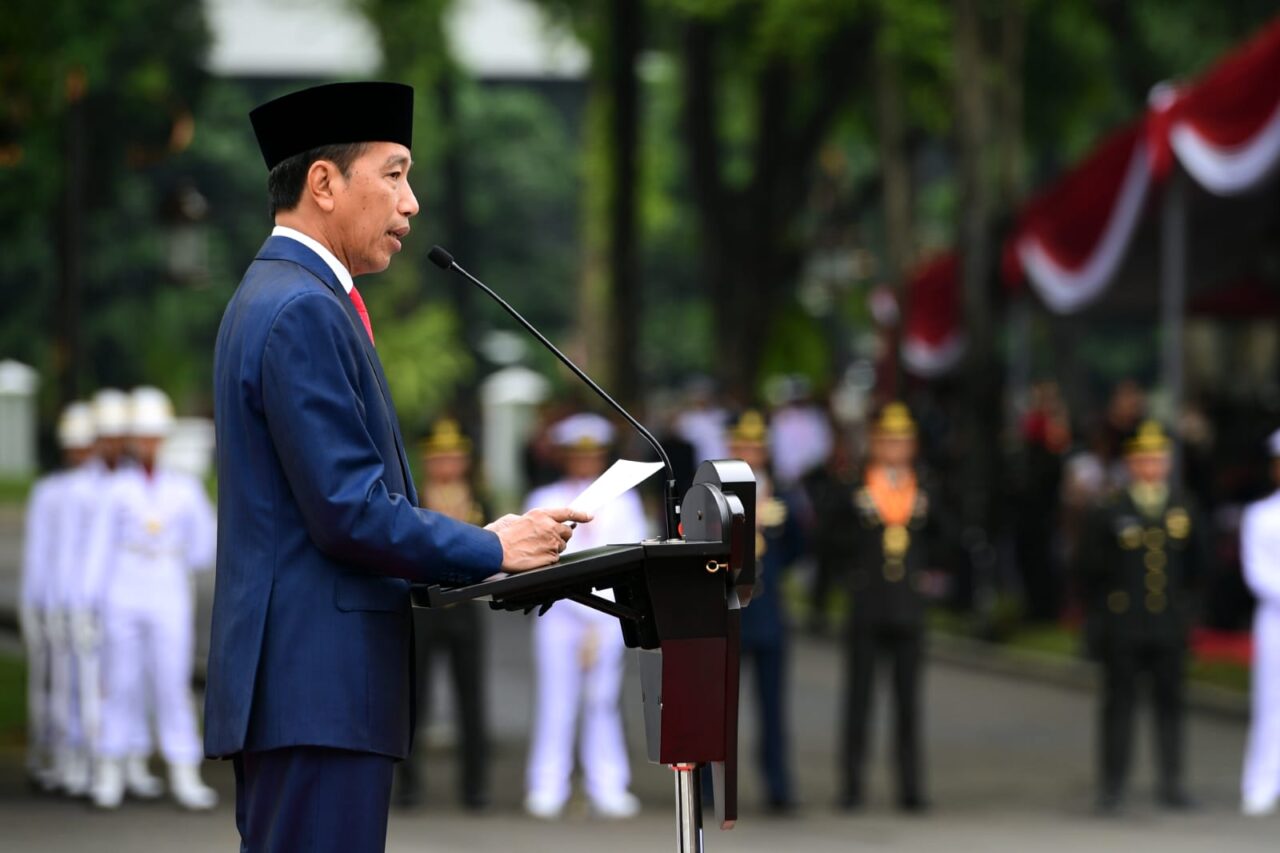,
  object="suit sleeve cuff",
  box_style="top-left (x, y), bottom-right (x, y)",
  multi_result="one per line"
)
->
top-left (442, 523), bottom-right (505, 585)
